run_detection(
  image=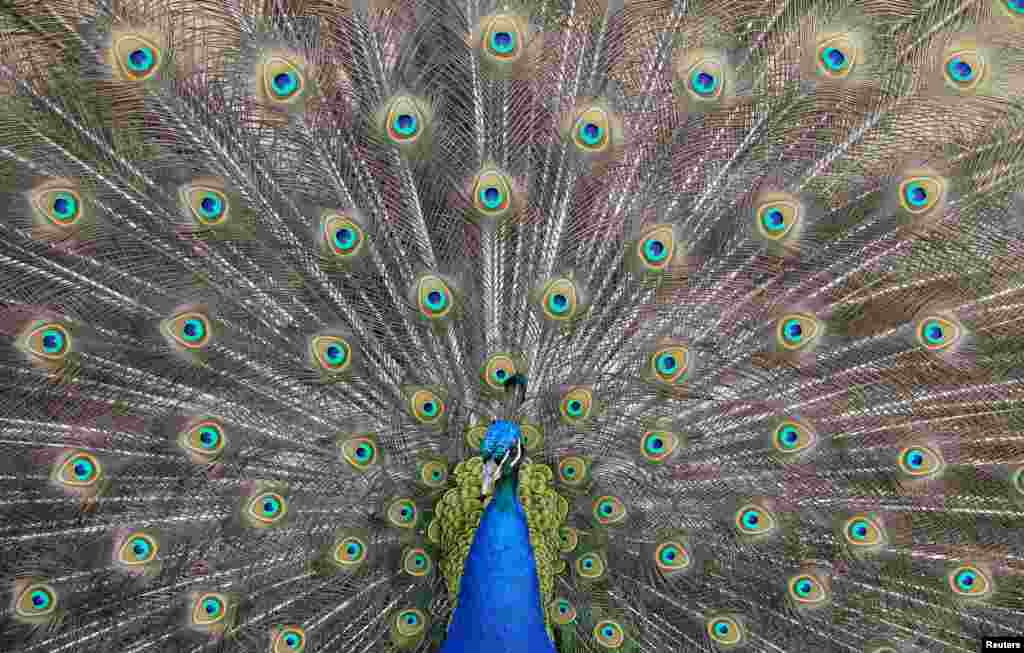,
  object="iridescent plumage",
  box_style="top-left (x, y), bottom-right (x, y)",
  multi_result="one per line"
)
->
top-left (2, 1), bottom-right (1024, 652)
